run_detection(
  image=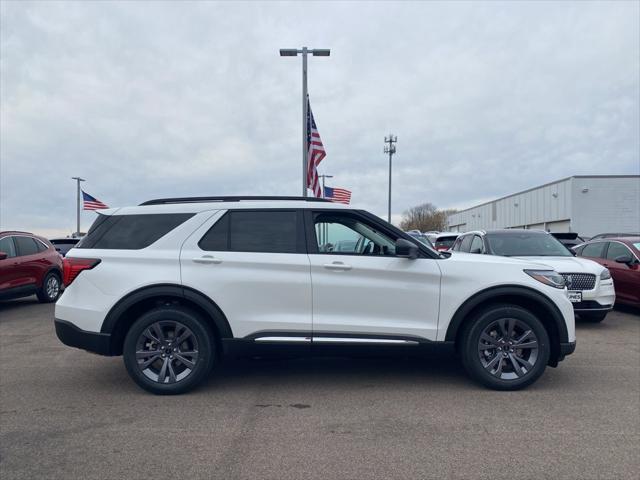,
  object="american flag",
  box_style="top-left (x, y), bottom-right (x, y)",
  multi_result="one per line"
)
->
top-left (323, 186), bottom-right (352, 204)
top-left (306, 97), bottom-right (326, 197)
top-left (82, 191), bottom-right (109, 210)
